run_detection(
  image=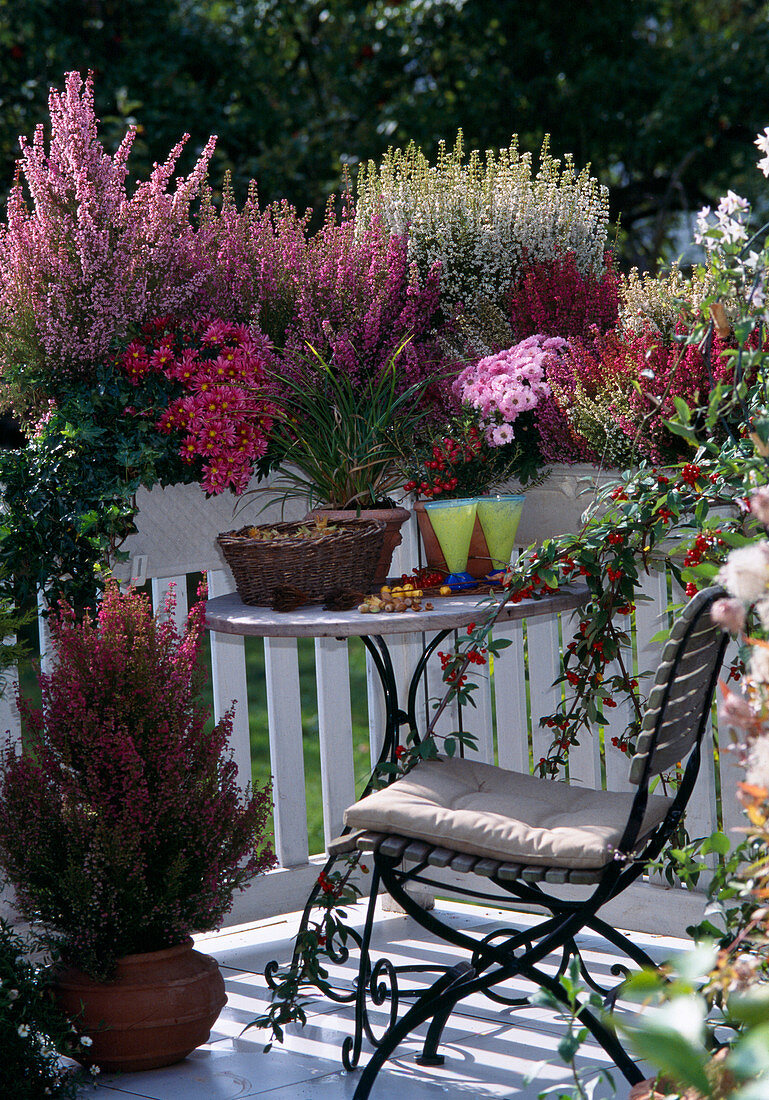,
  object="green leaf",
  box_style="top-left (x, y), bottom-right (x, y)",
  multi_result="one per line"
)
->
top-left (728, 988), bottom-right (769, 1028)
top-left (701, 831), bottom-right (731, 856)
top-left (557, 1032), bottom-right (581, 1062)
top-left (624, 1024), bottom-right (713, 1098)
